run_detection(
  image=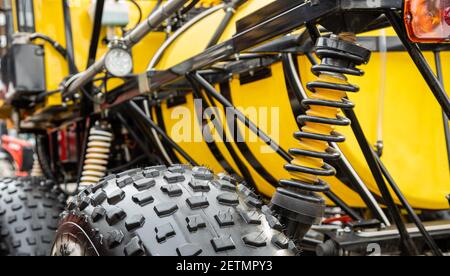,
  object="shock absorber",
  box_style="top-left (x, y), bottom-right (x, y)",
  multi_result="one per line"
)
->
top-left (79, 122), bottom-right (113, 186)
top-left (31, 157), bottom-right (43, 177)
top-left (271, 34), bottom-right (371, 241)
